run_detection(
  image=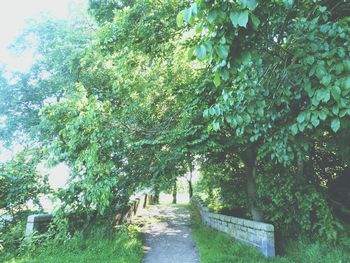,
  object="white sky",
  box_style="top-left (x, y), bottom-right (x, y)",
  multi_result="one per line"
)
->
top-left (0, 0), bottom-right (84, 72)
